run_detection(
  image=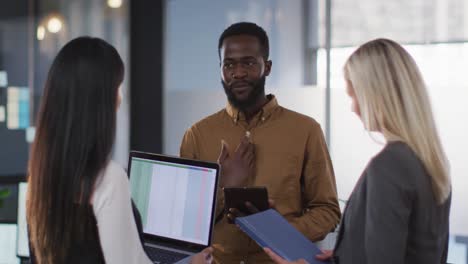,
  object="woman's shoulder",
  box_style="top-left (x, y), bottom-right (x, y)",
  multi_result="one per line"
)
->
top-left (92, 160), bottom-right (129, 209)
top-left (96, 161), bottom-right (128, 189)
top-left (371, 141), bottom-right (421, 170)
top-left (367, 141), bottom-right (426, 187)
top-left (104, 160), bottom-right (128, 179)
